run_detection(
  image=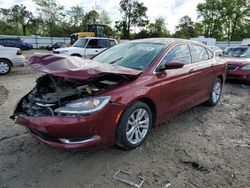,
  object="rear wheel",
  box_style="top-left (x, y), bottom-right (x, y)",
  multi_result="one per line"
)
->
top-left (0, 59), bottom-right (11, 76)
top-left (116, 101), bottom-right (152, 150)
top-left (205, 78), bottom-right (222, 106)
